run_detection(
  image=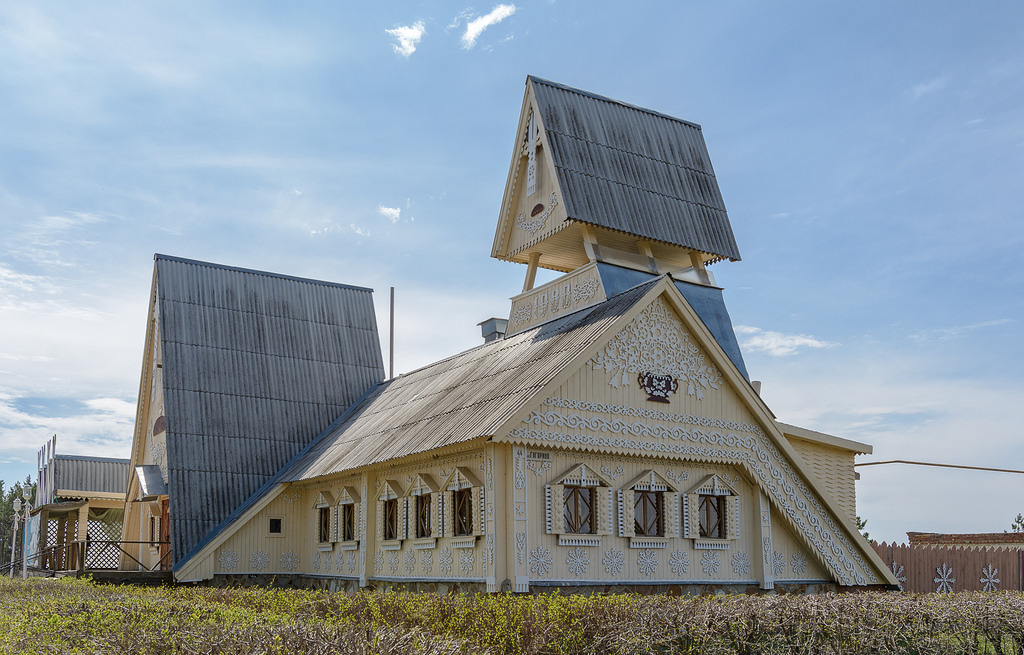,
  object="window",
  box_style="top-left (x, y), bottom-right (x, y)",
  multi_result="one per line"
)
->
top-left (564, 485), bottom-right (594, 534)
top-left (318, 506), bottom-right (331, 543)
top-left (416, 494), bottom-right (432, 538)
top-left (383, 498), bottom-right (399, 541)
top-left (699, 494), bottom-right (725, 539)
top-left (634, 490), bottom-right (663, 537)
top-left (454, 488), bottom-right (473, 536)
top-left (268, 517), bottom-right (282, 534)
top-left (341, 504), bottom-right (355, 541)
